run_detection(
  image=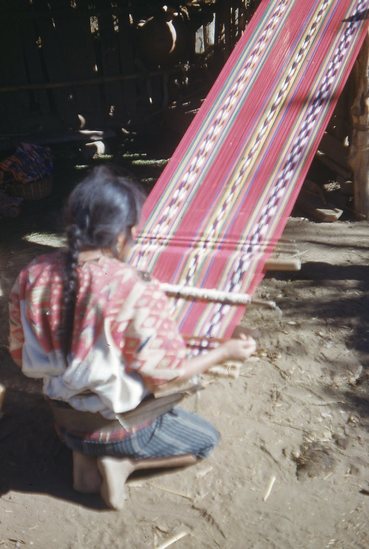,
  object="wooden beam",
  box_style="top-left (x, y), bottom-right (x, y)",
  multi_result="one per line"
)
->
top-left (264, 239), bottom-right (301, 272)
top-left (348, 30), bottom-right (369, 219)
top-left (0, 69), bottom-right (176, 94)
top-left (264, 256), bottom-right (301, 272)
